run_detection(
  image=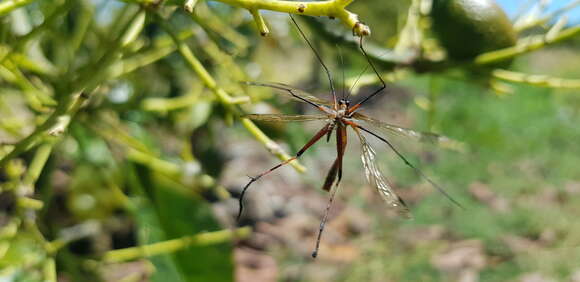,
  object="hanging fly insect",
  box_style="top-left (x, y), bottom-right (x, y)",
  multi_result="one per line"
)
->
top-left (238, 15), bottom-right (463, 258)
